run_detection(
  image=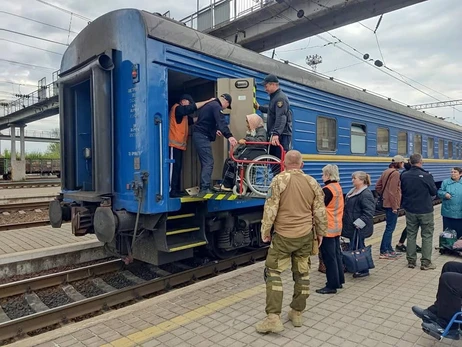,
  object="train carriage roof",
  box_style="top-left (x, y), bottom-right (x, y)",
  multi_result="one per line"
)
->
top-left (63, 9), bottom-right (461, 133)
top-left (140, 11), bottom-right (461, 133)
